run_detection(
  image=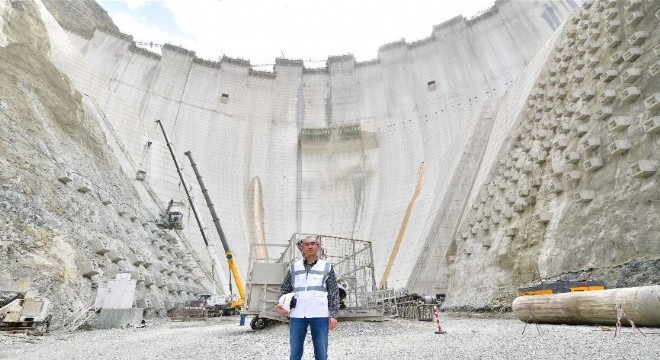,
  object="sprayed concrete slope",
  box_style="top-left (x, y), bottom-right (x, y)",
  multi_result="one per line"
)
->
top-left (0, 0), bottom-right (205, 326)
top-left (444, 0), bottom-right (660, 307)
